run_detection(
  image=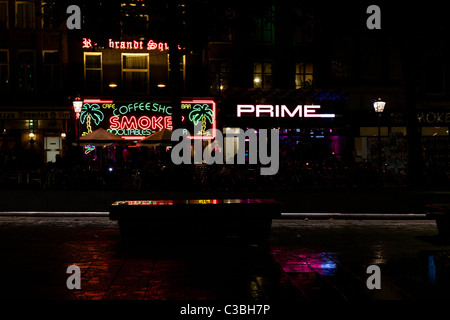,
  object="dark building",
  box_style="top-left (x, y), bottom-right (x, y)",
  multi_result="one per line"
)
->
top-left (0, 0), bottom-right (70, 176)
top-left (1, 1), bottom-right (449, 187)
